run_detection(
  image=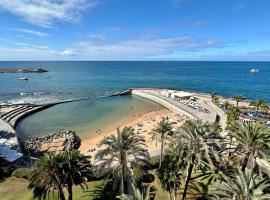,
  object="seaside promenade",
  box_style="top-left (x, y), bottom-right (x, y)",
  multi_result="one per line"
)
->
top-left (132, 88), bottom-right (227, 130)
